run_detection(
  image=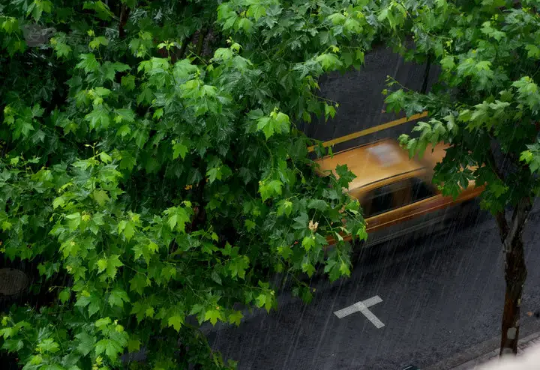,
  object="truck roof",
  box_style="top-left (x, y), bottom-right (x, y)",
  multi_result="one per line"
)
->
top-left (314, 139), bottom-right (448, 192)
